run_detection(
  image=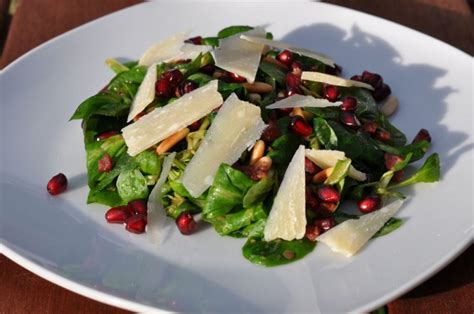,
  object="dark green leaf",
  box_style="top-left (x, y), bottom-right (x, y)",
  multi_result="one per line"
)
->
top-left (202, 37), bottom-right (219, 47)
top-left (87, 188), bottom-right (126, 207)
top-left (186, 73), bottom-right (213, 86)
top-left (372, 218), bottom-right (404, 238)
top-left (218, 25), bottom-right (253, 38)
top-left (242, 237), bottom-right (316, 267)
top-left (242, 171), bottom-right (275, 208)
top-left (70, 93), bottom-right (123, 120)
top-left (313, 117), bottom-right (338, 149)
top-left (135, 151), bottom-right (162, 175)
top-left (267, 133), bottom-right (303, 172)
top-left (259, 61), bottom-right (286, 86)
top-left (377, 140), bottom-right (430, 163)
top-left (116, 168), bottom-right (149, 202)
top-left (389, 153), bottom-right (440, 189)
top-left (218, 80), bottom-right (247, 99)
